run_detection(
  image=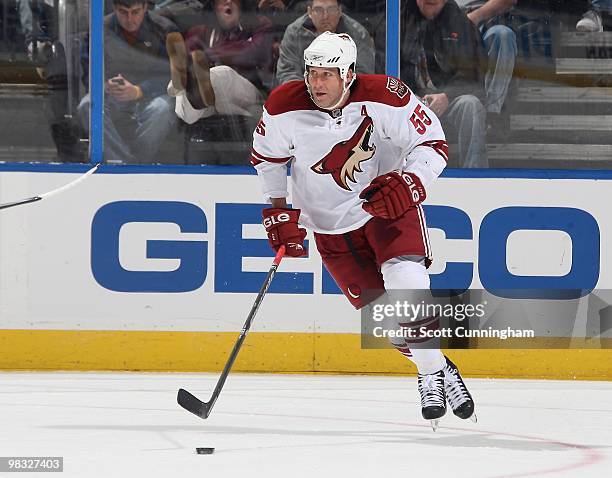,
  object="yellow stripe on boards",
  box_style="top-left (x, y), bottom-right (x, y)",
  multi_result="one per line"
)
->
top-left (0, 330), bottom-right (610, 380)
